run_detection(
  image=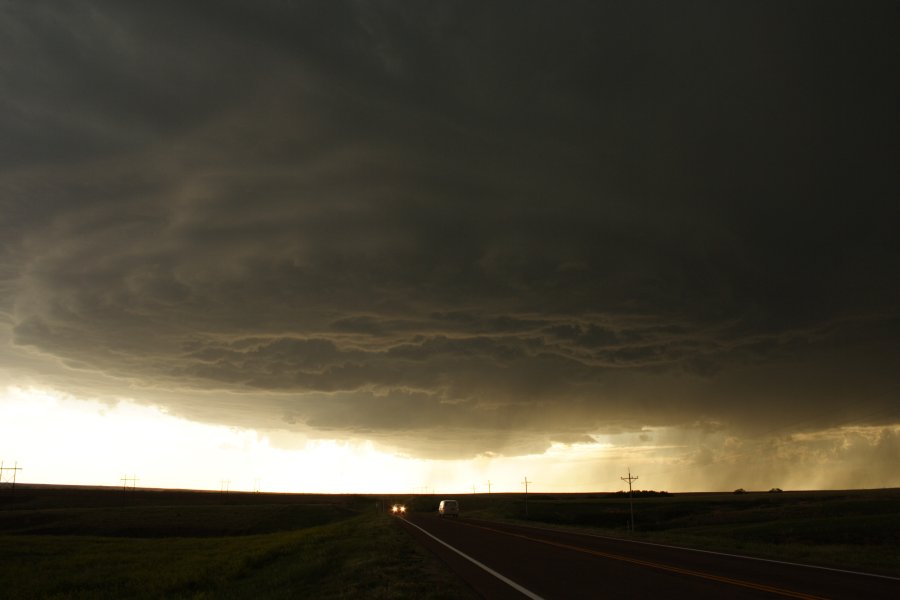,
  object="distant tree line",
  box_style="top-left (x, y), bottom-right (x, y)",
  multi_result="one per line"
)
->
top-left (611, 490), bottom-right (671, 498)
